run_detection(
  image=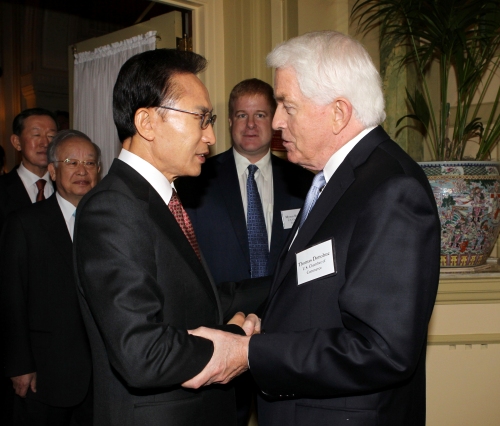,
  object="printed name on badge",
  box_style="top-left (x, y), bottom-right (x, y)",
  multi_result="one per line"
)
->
top-left (296, 239), bottom-right (336, 285)
top-left (281, 208), bottom-right (300, 229)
